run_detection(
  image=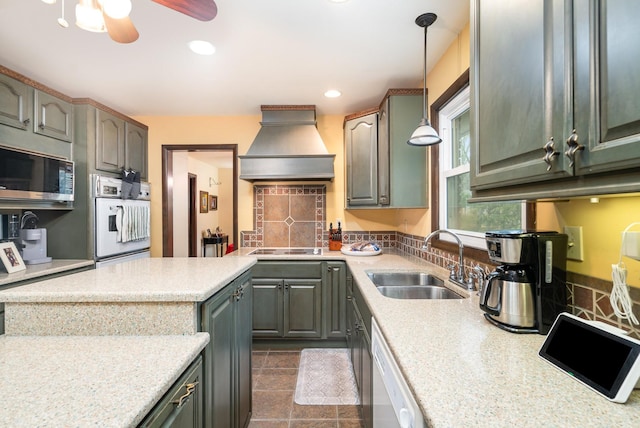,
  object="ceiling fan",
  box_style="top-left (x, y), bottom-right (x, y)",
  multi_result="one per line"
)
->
top-left (54, 0), bottom-right (218, 44)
